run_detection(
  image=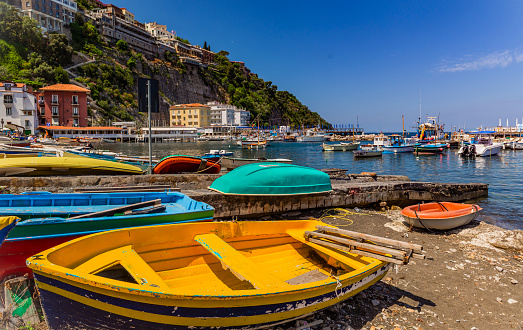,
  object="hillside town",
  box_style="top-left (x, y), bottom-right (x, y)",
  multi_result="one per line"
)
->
top-left (1, 0), bottom-right (254, 140)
